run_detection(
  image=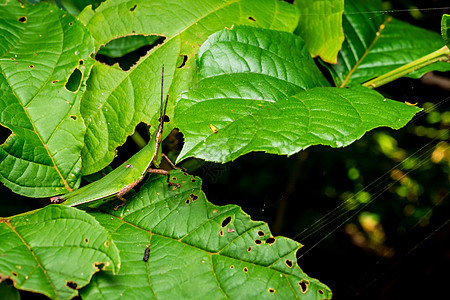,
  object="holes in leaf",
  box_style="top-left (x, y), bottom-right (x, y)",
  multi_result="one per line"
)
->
top-left (298, 280), bottom-right (310, 294)
top-left (221, 216), bottom-right (232, 227)
top-left (243, 267), bottom-right (248, 273)
top-left (94, 262), bottom-right (105, 271)
top-left (70, 115), bottom-right (77, 121)
top-left (176, 54), bottom-right (188, 68)
top-left (65, 68), bottom-right (82, 92)
top-left (0, 127), bottom-right (12, 145)
top-left (95, 35), bottom-right (165, 71)
top-left (191, 178), bottom-right (196, 182)
top-left (219, 230), bottom-right (224, 237)
top-left (68, 22), bottom-right (73, 26)
top-left (11, 272), bottom-right (18, 277)
top-left (285, 259), bottom-right (293, 268)
top-left (230, 265), bottom-right (235, 269)
top-left (190, 193), bottom-right (198, 201)
top-left (51, 80), bottom-right (59, 84)
top-left (18, 16), bottom-right (27, 23)
top-left (318, 289), bottom-right (324, 295)
top-left (247, 247), bottom-right (252, 252)
top-left (185, 199), bottom-right (190, 205)
top-left (268, 288), bottom-right (276, 293)
top-left (172, 177), bottom-right (177, 181)
top-left (257, 230), bottom-right (265, 237)
top-left (266, 237), bottom-right (275, 245)
top-left (66, 281), bottom-right (78, 290)
top-left (79, 59), bottom-right (84, 65)
top-left (84, 238), bottom-right (89, 244)
top-left (130, 4), bottom-right (137, 11)
top-left (254, 239), bottom-right (262, 245)
top-left (248, 16), bottom-right (256, 22)
top-left (29, 64), bottom-right (34, 68)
